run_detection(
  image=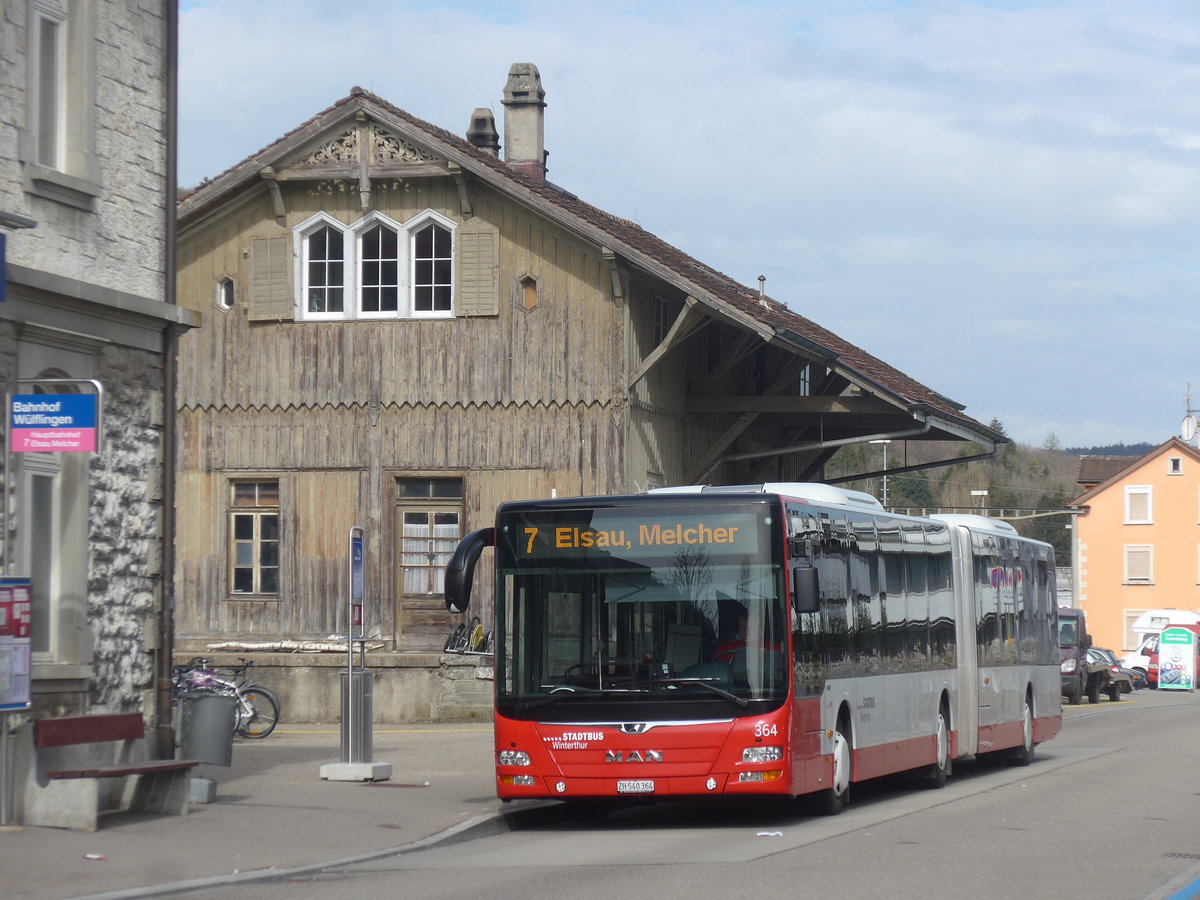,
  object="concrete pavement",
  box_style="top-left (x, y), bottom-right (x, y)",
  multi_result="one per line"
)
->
top-left (0, 723), bottom-right (503, 900)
